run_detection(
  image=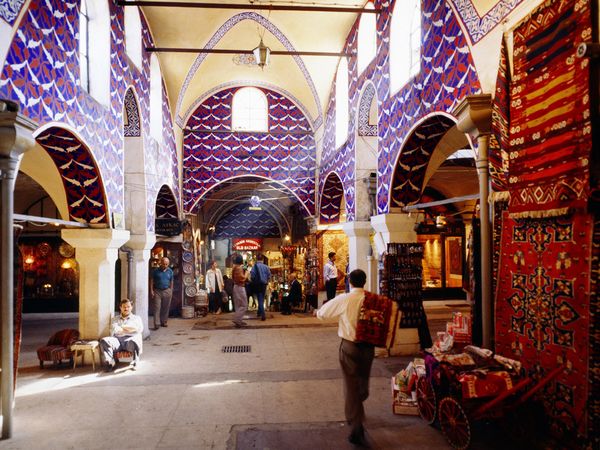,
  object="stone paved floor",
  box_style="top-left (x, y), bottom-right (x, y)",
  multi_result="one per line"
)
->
top-left (0, 307), bottom-right (528, 449)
